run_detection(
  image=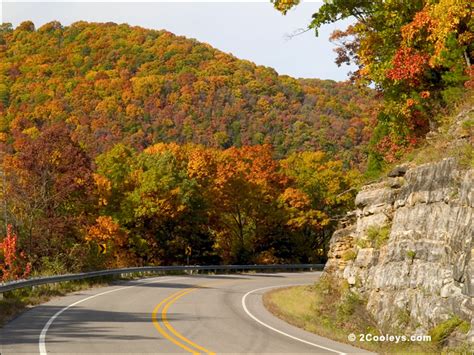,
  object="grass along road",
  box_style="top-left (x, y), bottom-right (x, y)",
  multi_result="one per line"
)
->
top-left (263, 281), bottom-right (470, 354)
